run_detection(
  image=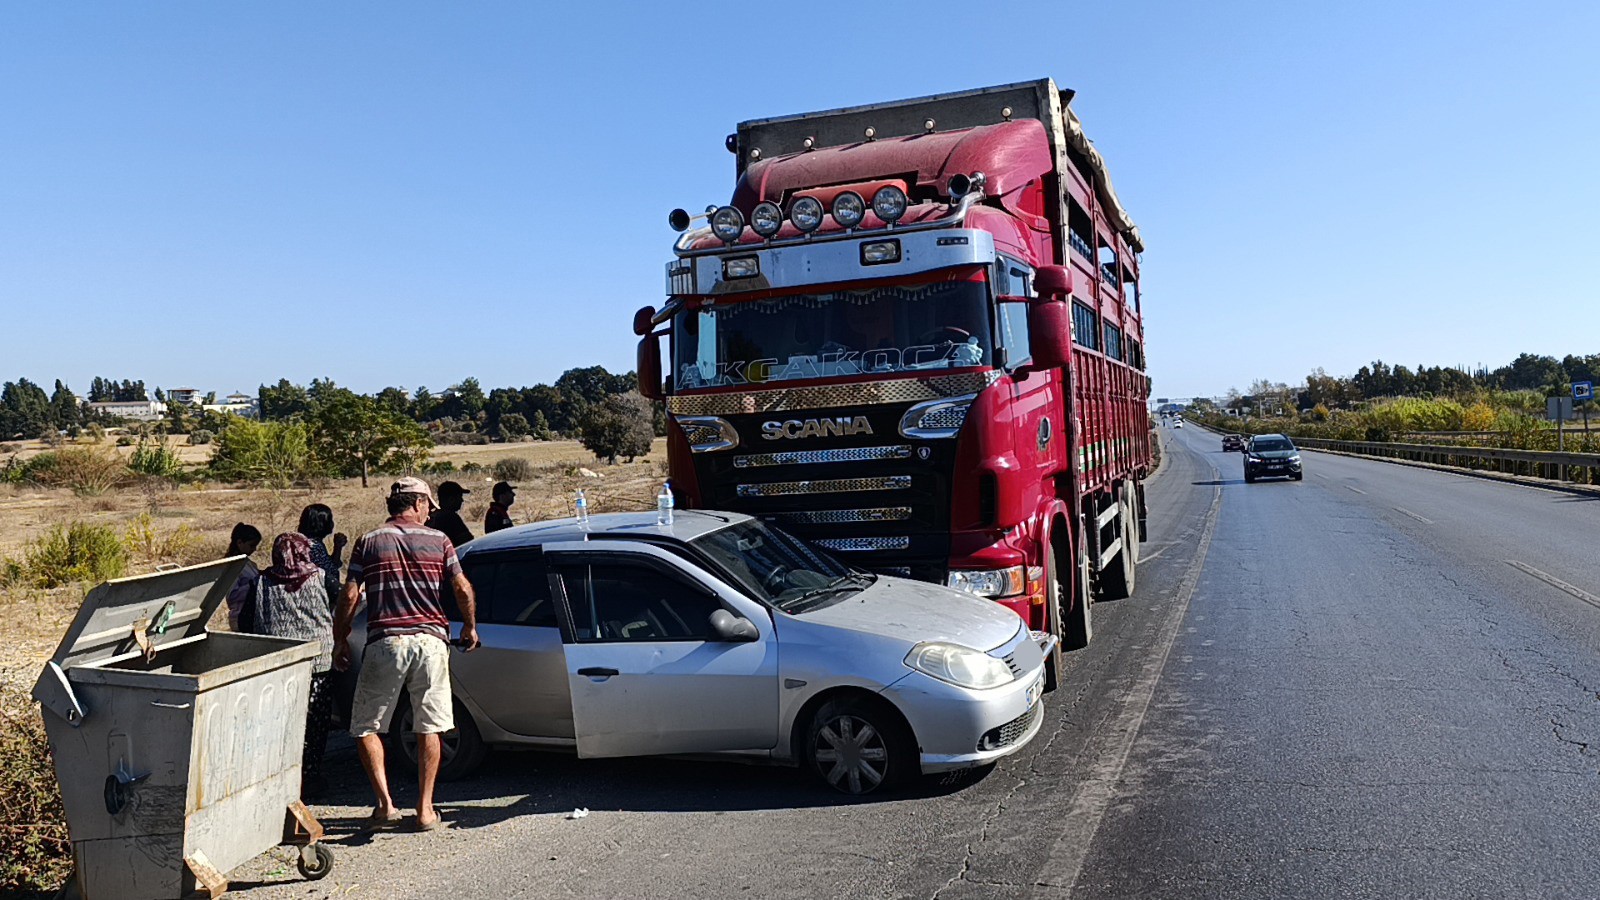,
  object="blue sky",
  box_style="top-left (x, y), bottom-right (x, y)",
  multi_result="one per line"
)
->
top-left (2, 1), bottom-right (1596, 401)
